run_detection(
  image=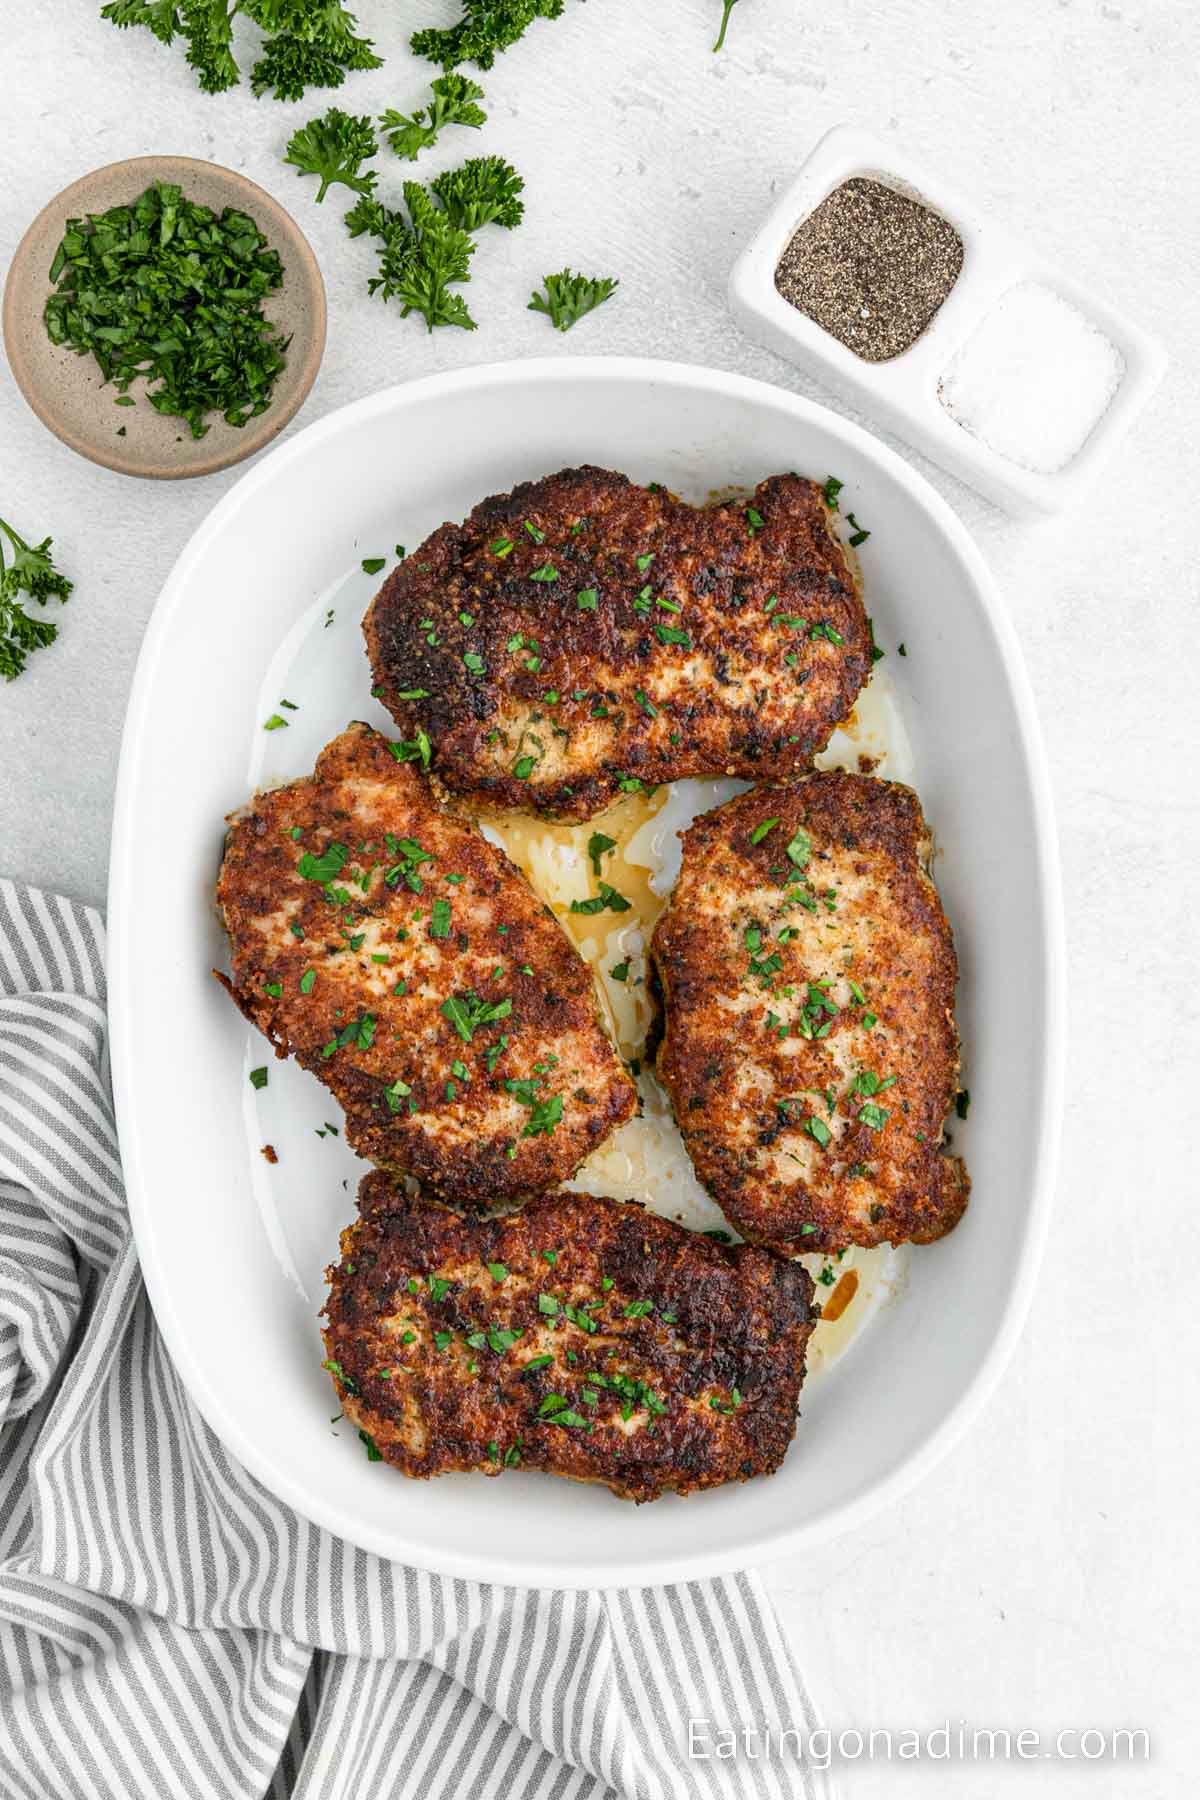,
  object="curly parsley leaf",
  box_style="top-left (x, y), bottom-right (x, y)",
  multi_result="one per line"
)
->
top-left (380, 74), bottom-right (487, 161)
top-left (528, 268), bottom-right (619, 333)
top-left (347, 184), bottom-right (477, 332)
top-left (103, 0), bottom-right (380, 100)
top-left (0, 516), bottom-right (73, 683)
top-left (431, 156), bottom-right (525, 231)
top-left (285, 108), bottom-right (378, 203)
top-left (245, 0), bottom-right (381, 102)
top-left (410, 0), bottom-right (566, 71)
